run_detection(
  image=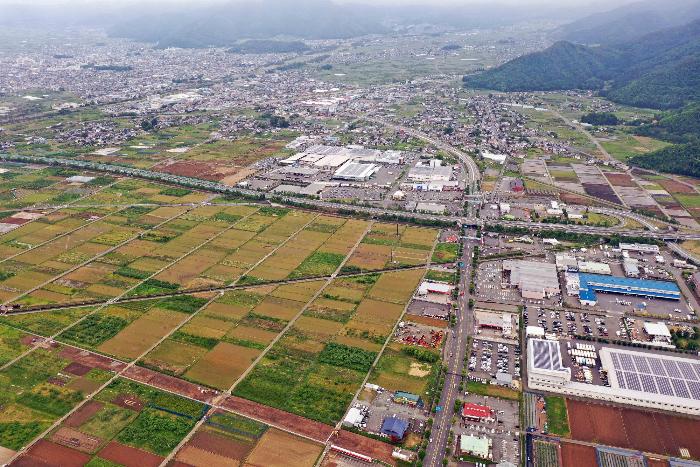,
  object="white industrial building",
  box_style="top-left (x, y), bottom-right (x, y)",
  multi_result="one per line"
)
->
top-left (527, 338), bottom-right (700, 415)
top-left (620, 243), bottom-right (660, 254)
top-left (408, 160), bottom-right (452, 182)
top-left (502, 260), bottom-right (560, 299)
top-left (415, 202), bottom-right (446, 214)
top-left (577, 261), bottom-right (612, 275)
top-left (333, 161), bottom-right (379, 181)
top-left (555, 254), bottom-right (577, 272)
top-left (643, 322), bottom-right (672, 344)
